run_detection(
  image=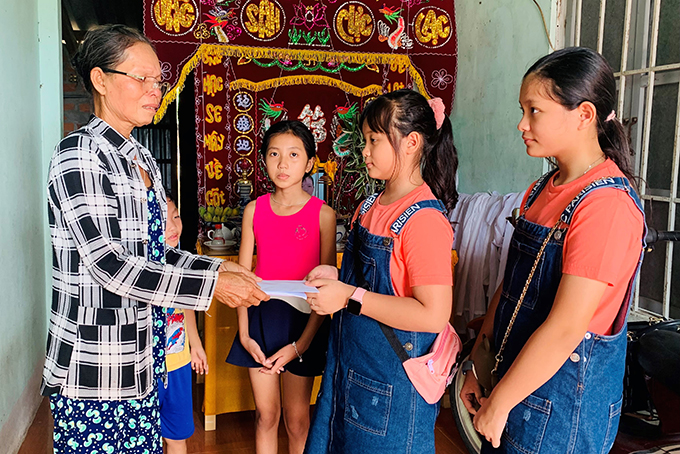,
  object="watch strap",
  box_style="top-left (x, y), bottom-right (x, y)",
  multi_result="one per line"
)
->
top-left (349, 287), bottom-right (367, 303)
top-left (346, 287), bottom-right (366, 315)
